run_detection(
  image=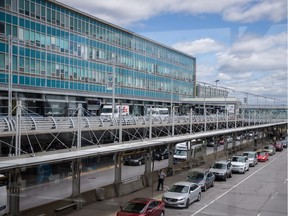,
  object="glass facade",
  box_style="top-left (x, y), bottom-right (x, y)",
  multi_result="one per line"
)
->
top-left (0, 0), bottom-right (196, 116)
